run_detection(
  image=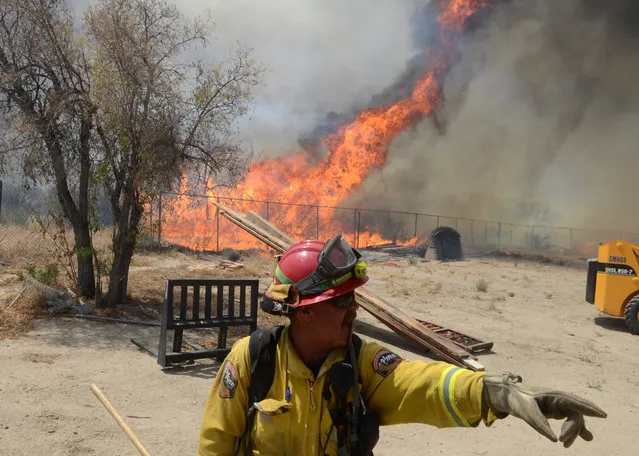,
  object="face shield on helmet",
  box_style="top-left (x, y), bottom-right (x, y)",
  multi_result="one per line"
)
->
top-left (293, 234), bottom-right (367, 295)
